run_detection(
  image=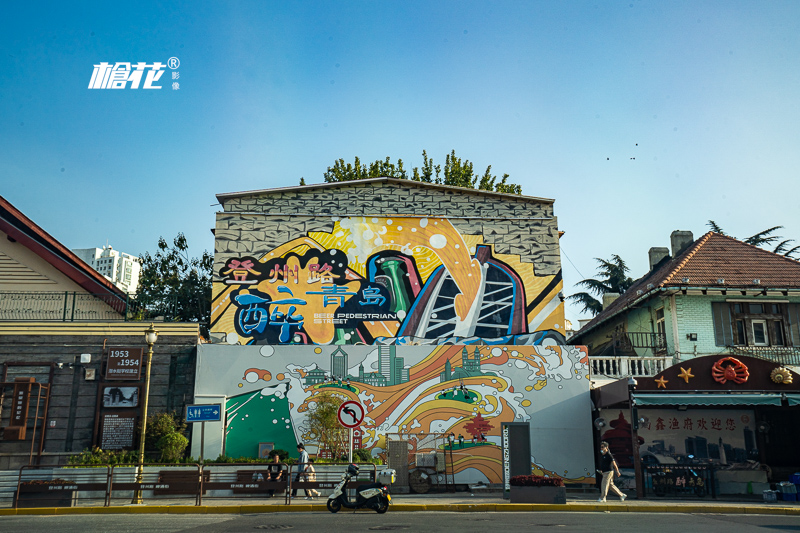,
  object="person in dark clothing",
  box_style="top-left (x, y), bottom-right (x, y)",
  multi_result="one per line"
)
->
top-left (266, 454), bottom-right (284, 498)
top-left (597, 441), bottom-right (626, 502)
